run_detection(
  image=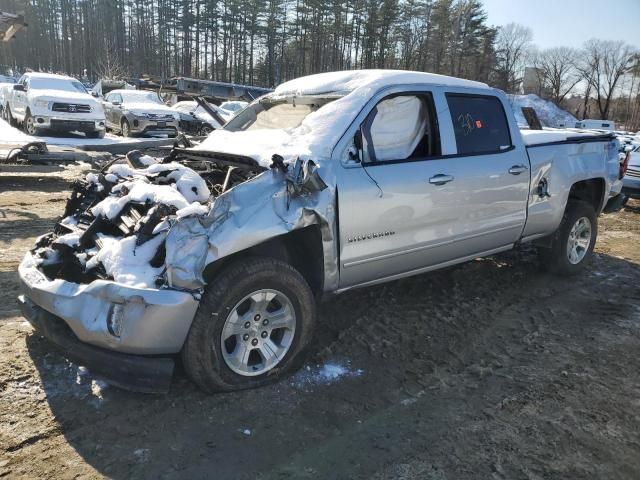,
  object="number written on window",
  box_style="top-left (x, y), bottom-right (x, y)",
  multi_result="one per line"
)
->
top-left (446, 94), bottom-right (512, 155)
